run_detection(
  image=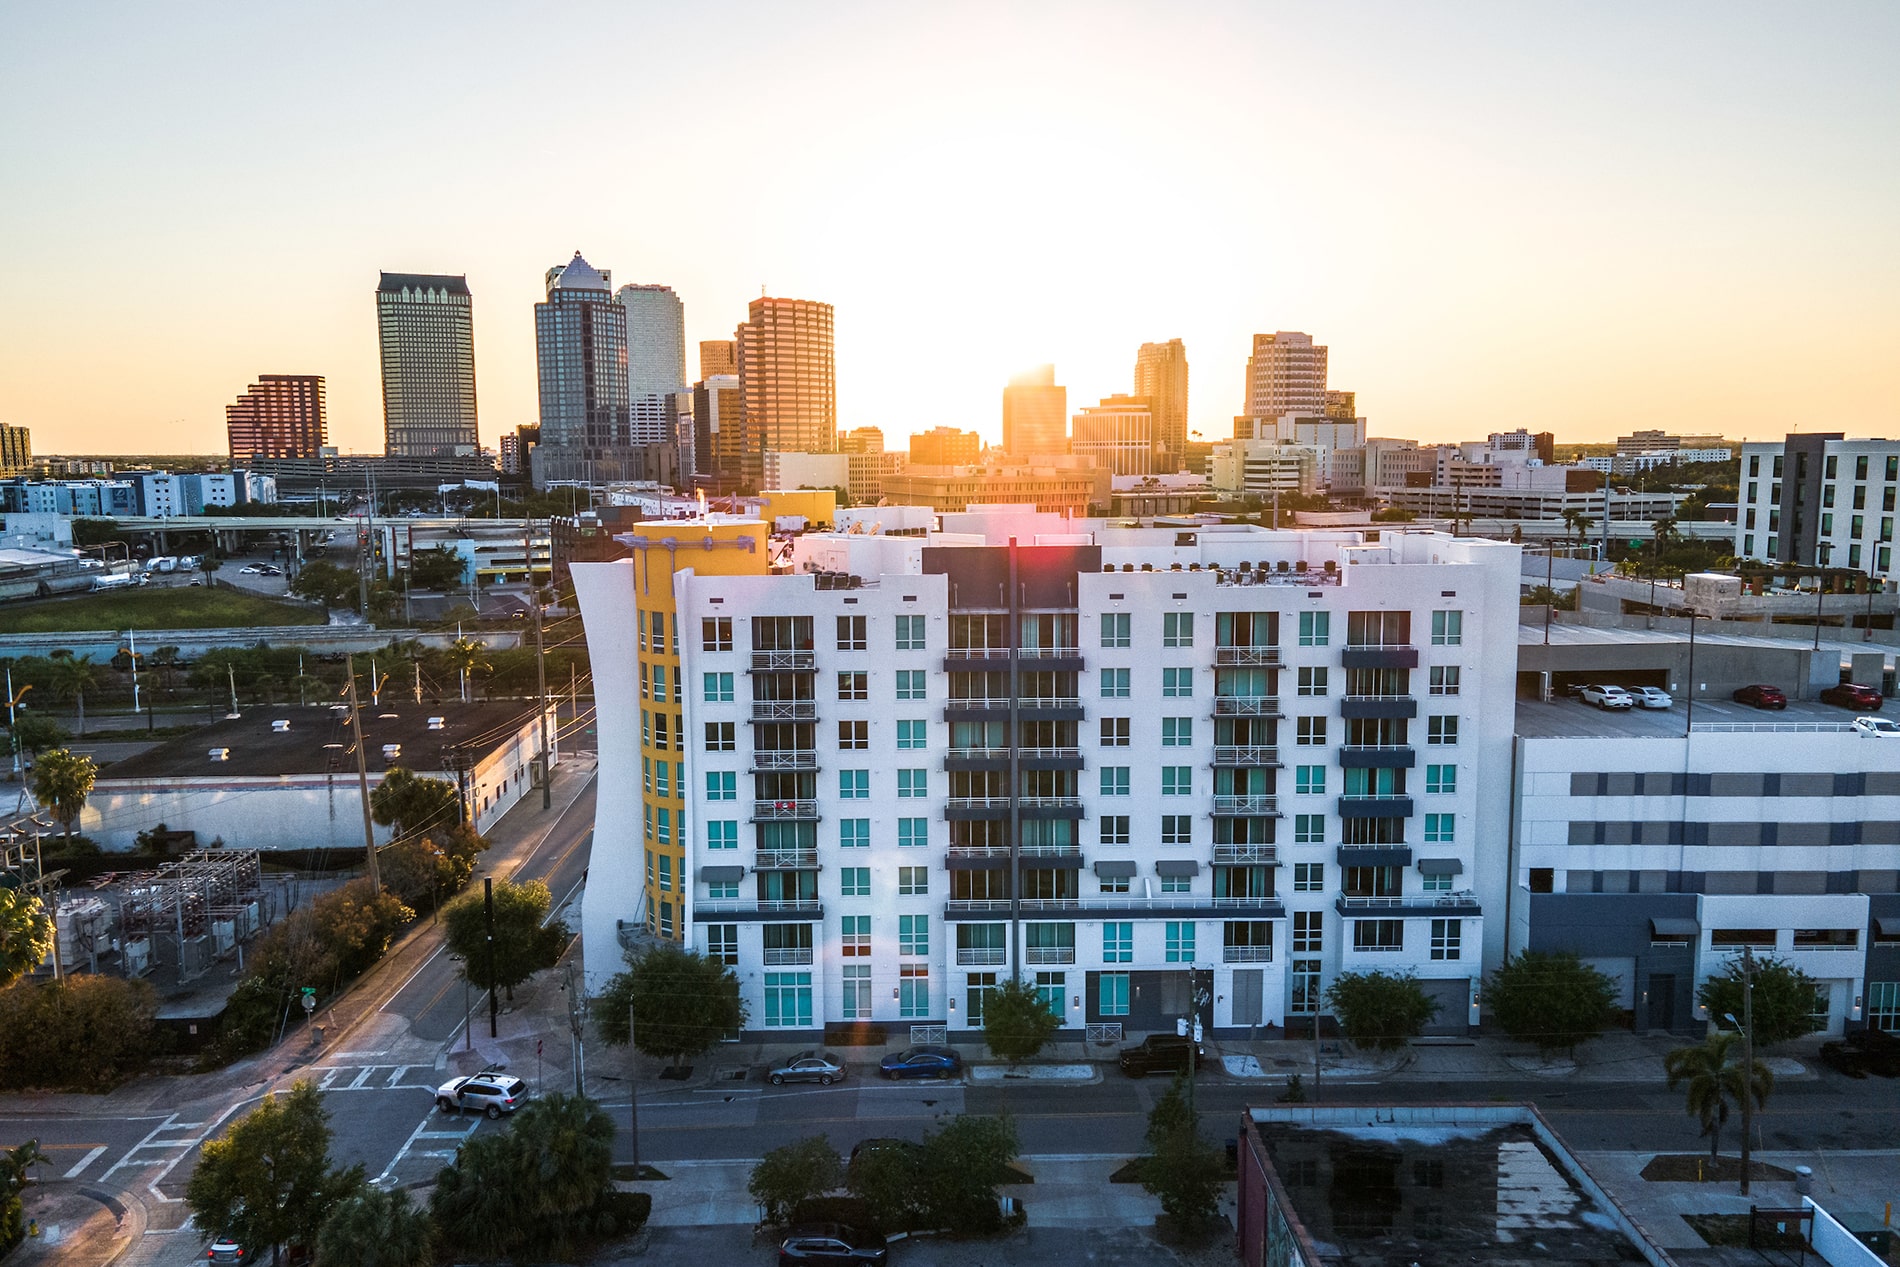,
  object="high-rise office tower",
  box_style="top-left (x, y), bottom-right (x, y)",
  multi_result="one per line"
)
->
top-left (1133, 339), bottom-right (1189, 471)
top-left (1071, 395), bottom-right (1155, 476)
top-left (908, 426), bottom-right (982, 467)
top-left (1323, 390), bottom-right (1356, 421)
top-left (1002, 365), bottom-right (1068, 458)
top-left (532, 252), bottom-right (632, 487)
top-left (737, 297), bottom-right (836, 455)
top-left (617, 283), bottom-right (688, 445)
top-left (692, 374), bottom-right (756, 492)
top-left (376, 273), bottom-right (479, 457)
top-left (226, 374), bottom-right (327, 463)
top-left (0, 425), bottom-right (31, 478)
top-left (699, 339), bottom-right (738, 379)
top-left (1242, 332), bottom-right (1328, 421)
